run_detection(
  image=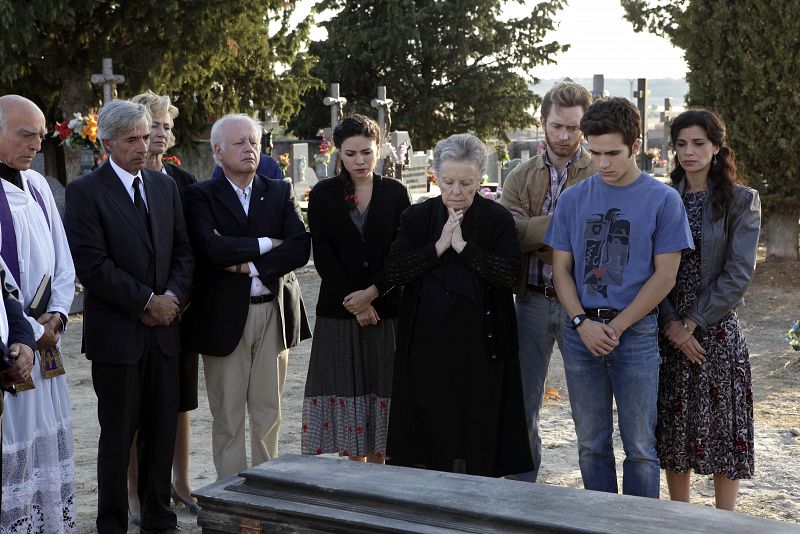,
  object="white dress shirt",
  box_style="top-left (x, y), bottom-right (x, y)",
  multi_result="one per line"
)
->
top-left (225, 177), bottom-right (273, 296)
